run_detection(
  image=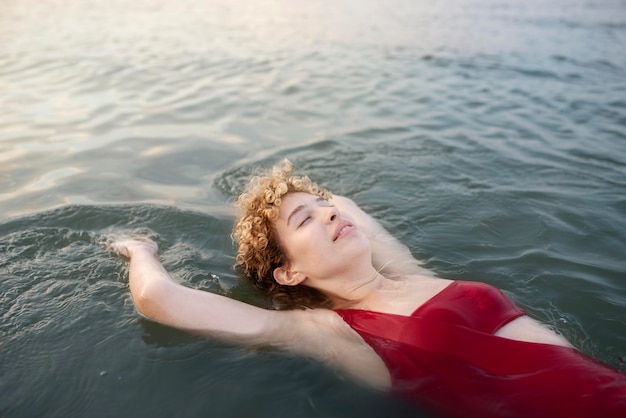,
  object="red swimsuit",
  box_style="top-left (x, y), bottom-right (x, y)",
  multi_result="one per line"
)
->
top-left (335, 281), bottom-right (626, 418)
